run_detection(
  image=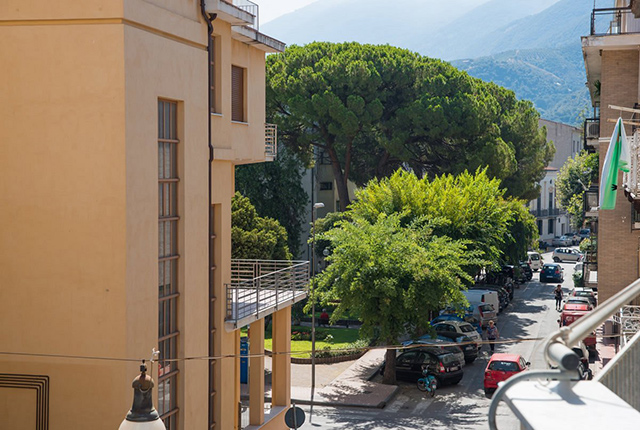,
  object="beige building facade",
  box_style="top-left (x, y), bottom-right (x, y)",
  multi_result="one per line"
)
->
top-left (0, 1), bottom-right (302, 429)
